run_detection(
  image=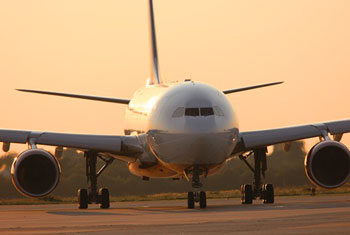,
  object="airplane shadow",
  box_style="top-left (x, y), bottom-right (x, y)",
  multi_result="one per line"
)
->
top-left (46, 199), bottom-right (350, 216)
top-left (47, 211), bottom-right (130, 216)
